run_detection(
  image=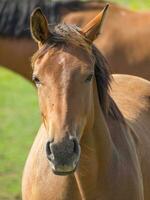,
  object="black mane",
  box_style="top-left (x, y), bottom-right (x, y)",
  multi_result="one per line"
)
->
top-left (0, 0), bottom-right (46, 37)
top-left (0, 0), bottom-right (109, 38)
